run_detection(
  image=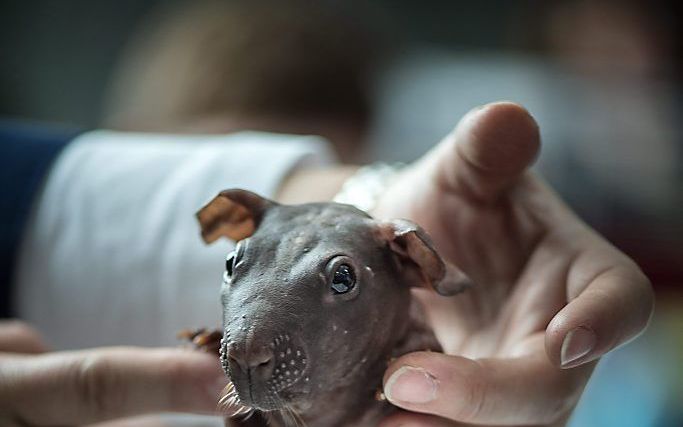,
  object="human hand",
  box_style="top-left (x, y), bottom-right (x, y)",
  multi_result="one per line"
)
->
top-left (0, 320), bottom-right (226, 426)
top-left (373, 102), bottom-right (654, 426)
